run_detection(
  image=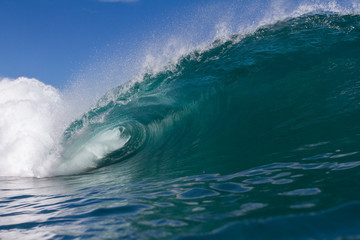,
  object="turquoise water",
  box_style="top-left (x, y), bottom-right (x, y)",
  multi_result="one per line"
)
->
top-left (1, 13), bottom-right (360, 239)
